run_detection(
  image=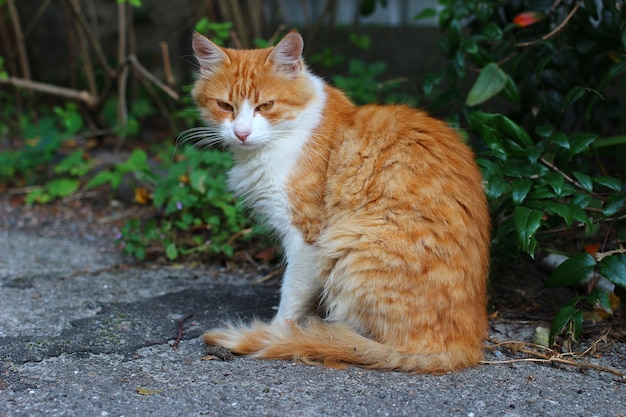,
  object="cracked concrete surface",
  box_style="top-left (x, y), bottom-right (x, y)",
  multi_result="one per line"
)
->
top-left (0, 229), bottom-right (625, 417)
